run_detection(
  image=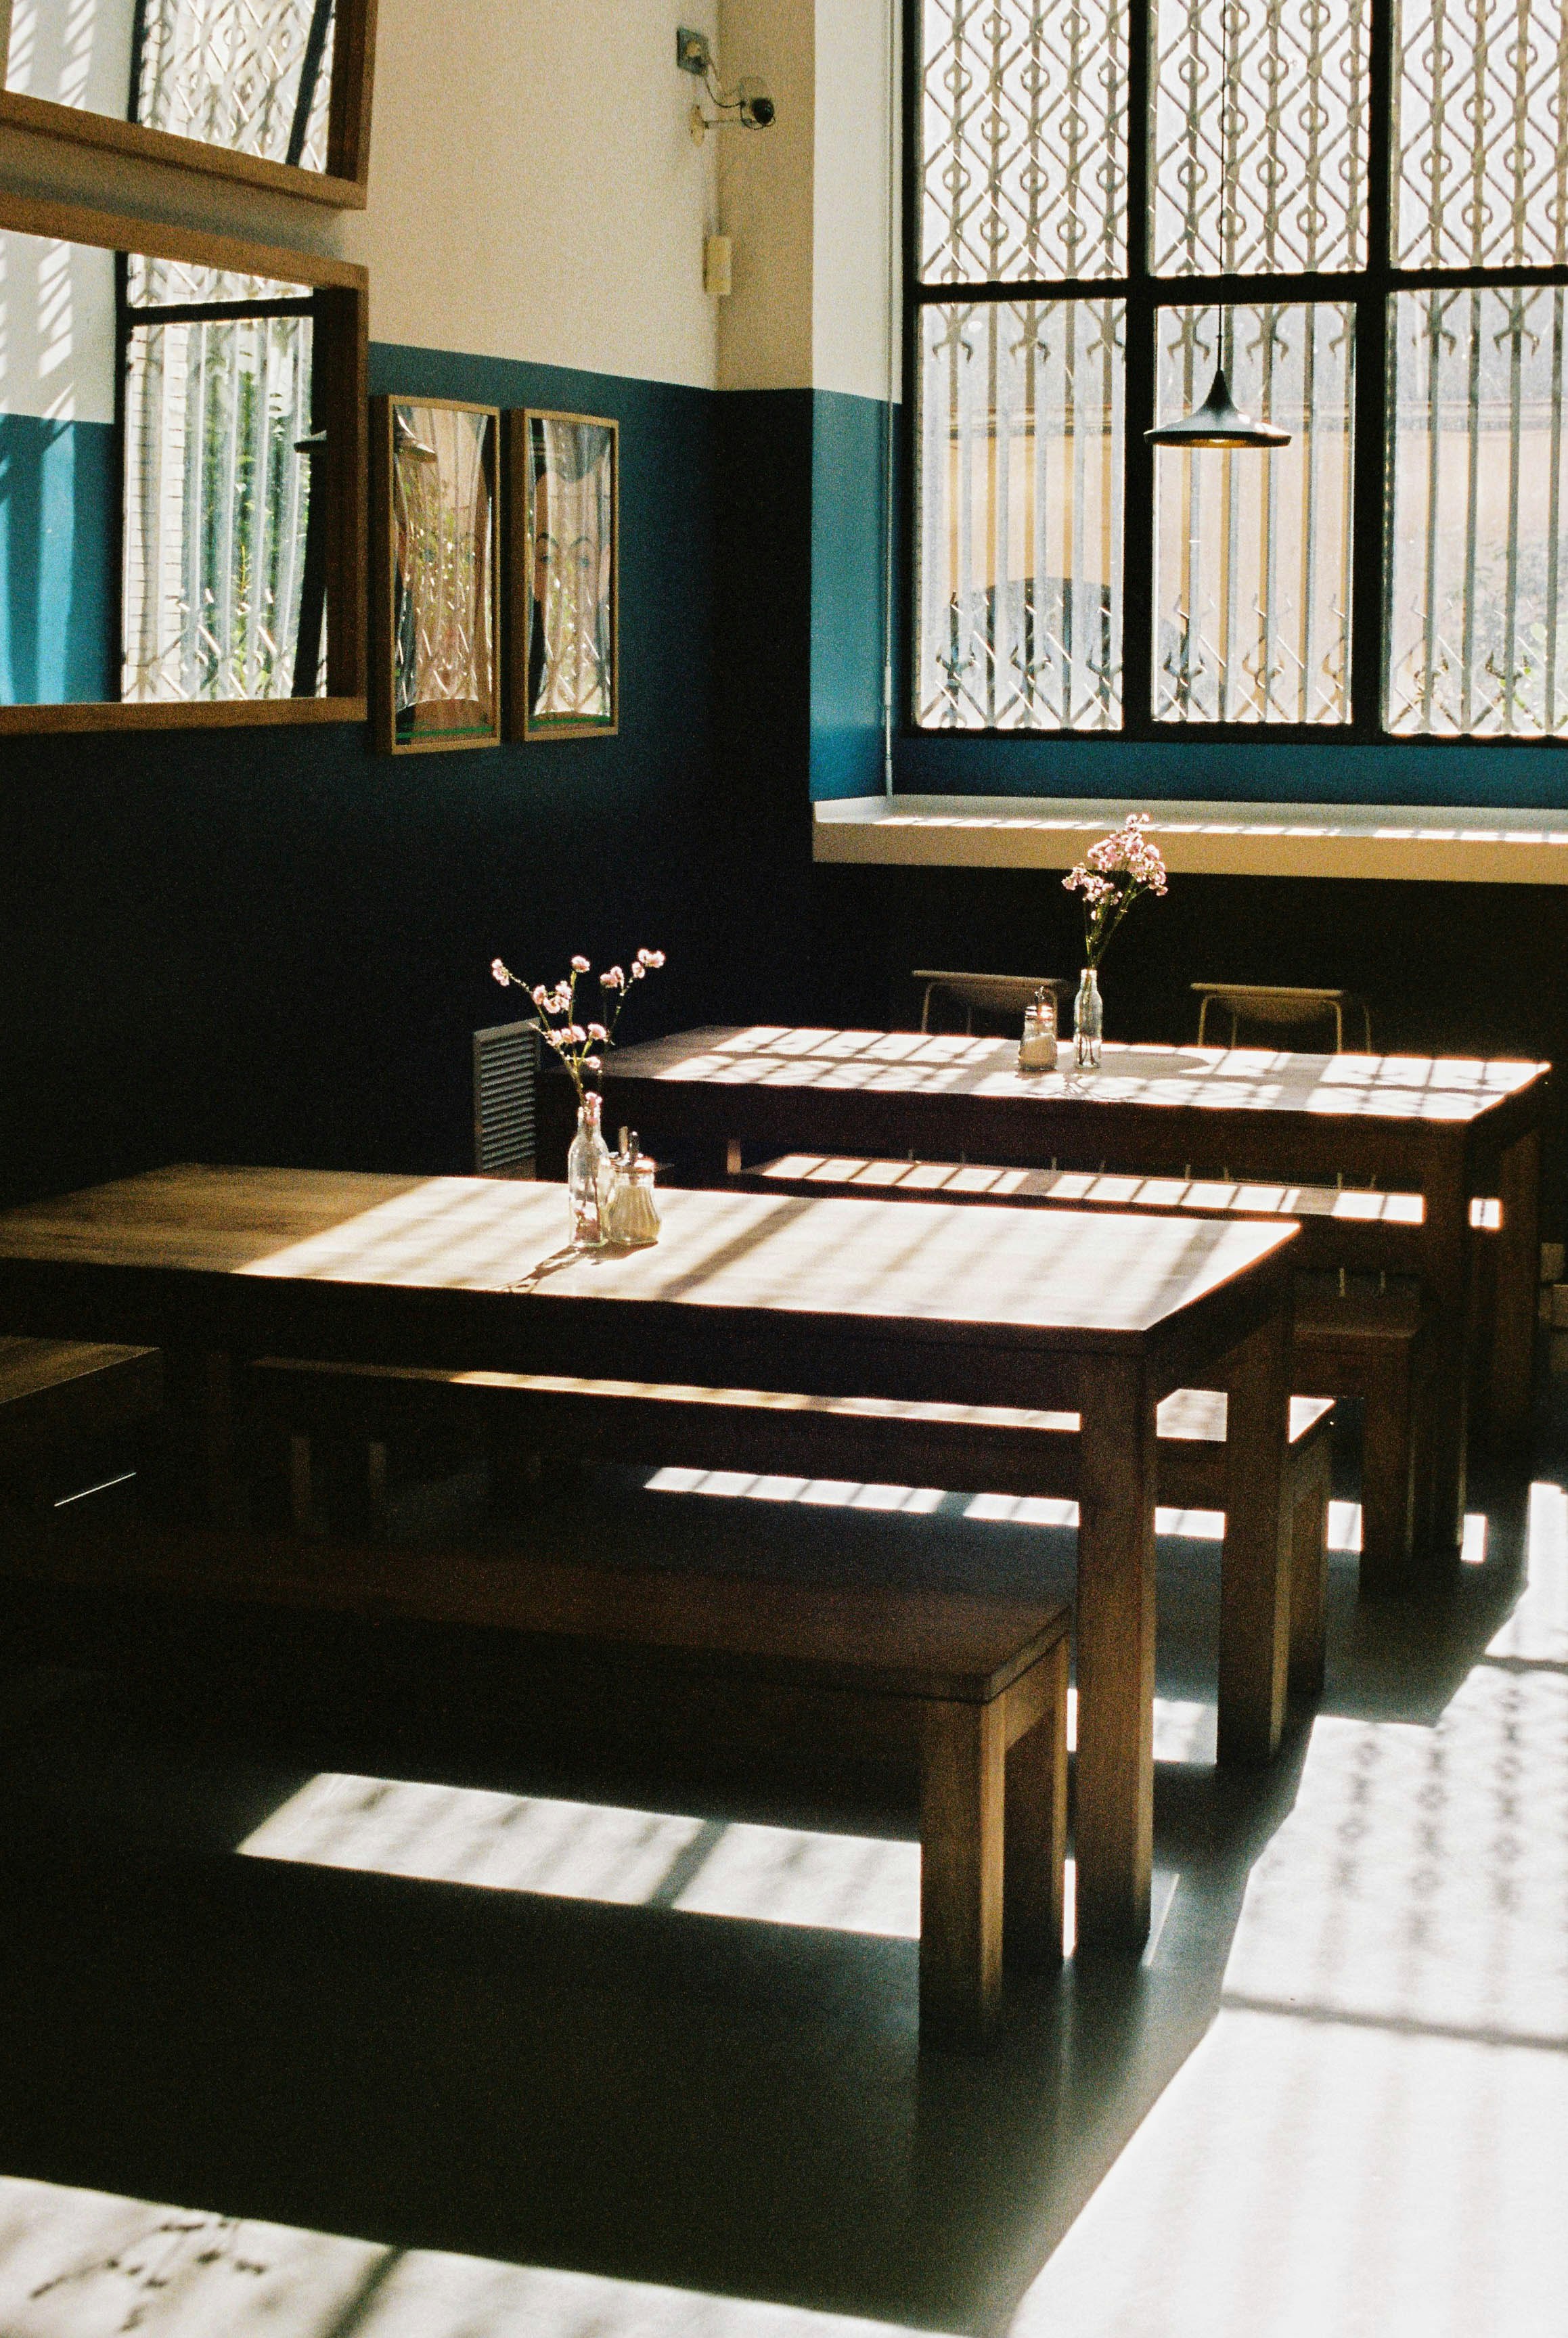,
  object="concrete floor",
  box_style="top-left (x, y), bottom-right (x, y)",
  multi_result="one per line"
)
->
top-left (0, 1404), bottom-right (1563, 2338)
